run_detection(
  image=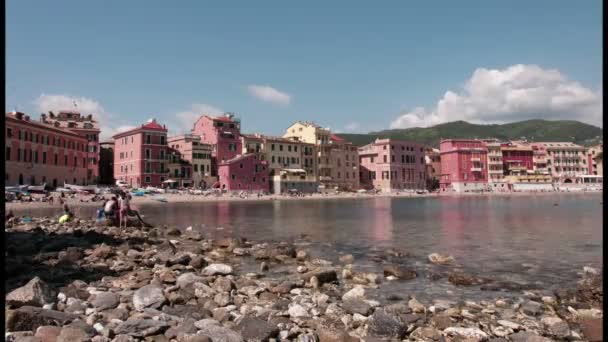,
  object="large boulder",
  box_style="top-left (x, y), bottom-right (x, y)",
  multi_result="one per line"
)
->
top-left (132, 284), bottom-right (166, 311)
top-left (6, 306), bottom-right (76, 332)
top-left (114, 319), bottom-right (170, 338)
top-left (367, 309), bottom-right (406, 339)
top-left (236, 317), bottom-right (279, 341)
top-left (6, 277), bottom-right (55, 308)
top-left (194, 319), bottom-right (244, 342)
top-left (202, 264), bottom-right (234, 276)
